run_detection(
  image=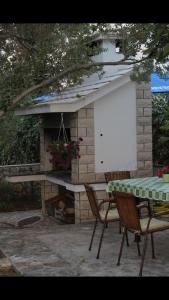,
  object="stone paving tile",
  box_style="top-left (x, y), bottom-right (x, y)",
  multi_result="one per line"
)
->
top-left (0, 210), bottom-right (169, 276)
top-left (0, 210), bottom-right (42, 227)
